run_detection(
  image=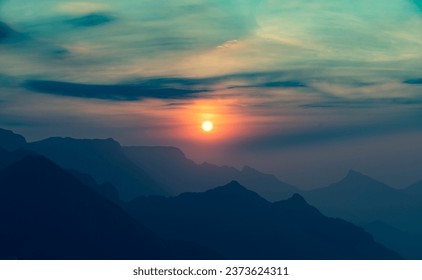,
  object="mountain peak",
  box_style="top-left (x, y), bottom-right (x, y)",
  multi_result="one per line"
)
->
top-left (201, 180), bottom-right (268, 205)
top-left (341, 169), bottom-right (378, 184)
top-left (272, 193), bottom-right (321, 217)
top-left (207, 180), bottom-right (249, 194)
top-left (275, 193), bottom-right (311, 208)
top-left (318, 168), bottom-right (395, 194)
top-left (288, 193), bottom-right (308, 204)
top-left (224, 180), bottom-right (245, 189)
